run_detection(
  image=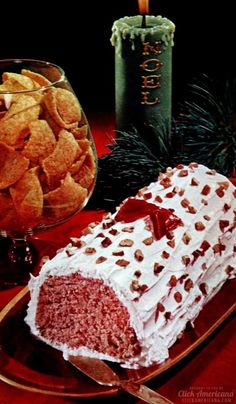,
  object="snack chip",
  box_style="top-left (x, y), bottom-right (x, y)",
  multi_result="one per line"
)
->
top-left (71, 124), bottom-right (88, 139)
top-left (42, 129), bottom-right (80, 188)
top-left (10, 167), bottom-right (43, 226)
top-left (0, 95), bottom-right (41, 146)
top-left (43, 87), bottom-right (81, 128)
top-left (72, 152), bottom-right (96, 190)
top-left (2, 72), bottom-right (37, 91)
top-left (0, 142), bottom-right (29, 189)
top-left (22, 119), bottom-right (56, 164)
top-left (21, 69), bottom-right (52, 87)
top-left (44, 173), bottom-right (87, 219)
